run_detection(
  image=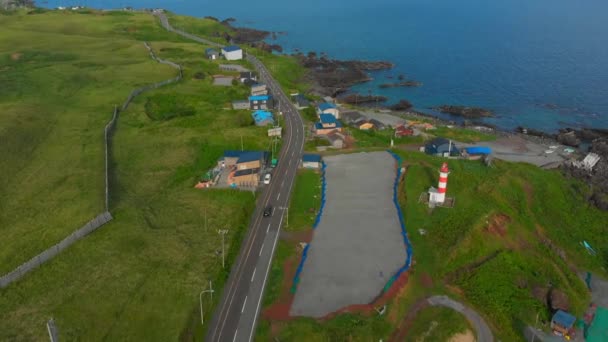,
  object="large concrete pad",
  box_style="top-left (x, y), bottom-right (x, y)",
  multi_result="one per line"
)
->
top-left (290, 151), bottom-right (407, 317)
